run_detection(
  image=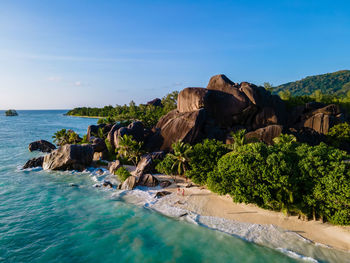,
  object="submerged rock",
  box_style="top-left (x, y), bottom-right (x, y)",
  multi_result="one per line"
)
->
top-left (154, 191), bottom-right (171, 198)
top-left (28, 140), bottom-right (56, 153)
top-left (159, 180), bottom-right (172, 188)
top-left (23, 156), bottom-right (44, 169)
top-left (43, 144), bottom-right (94, 171)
